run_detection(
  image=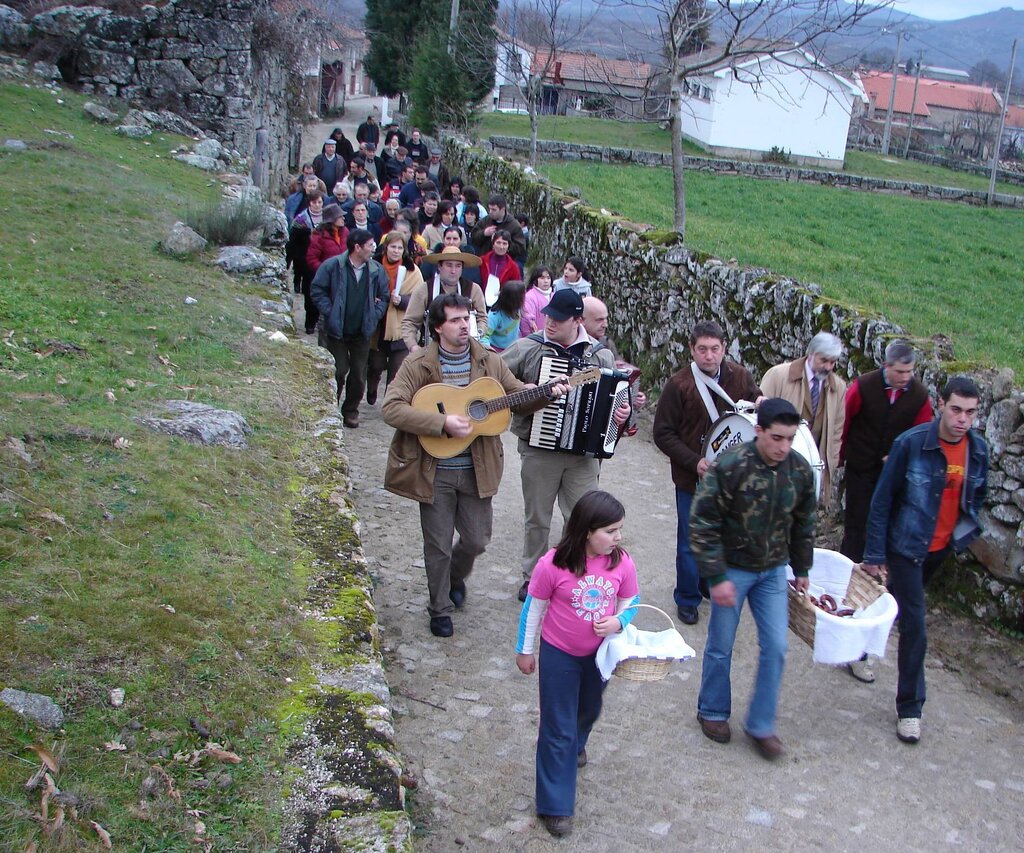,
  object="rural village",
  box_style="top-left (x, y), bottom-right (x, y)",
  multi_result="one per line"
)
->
top-left (3, 0), bottom-right (1024, 850)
